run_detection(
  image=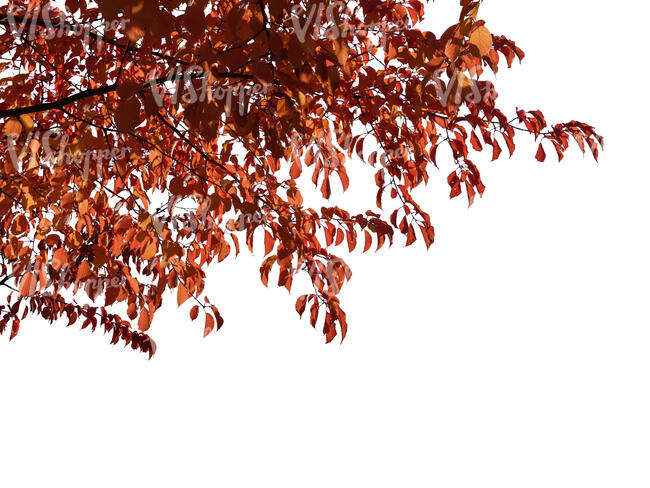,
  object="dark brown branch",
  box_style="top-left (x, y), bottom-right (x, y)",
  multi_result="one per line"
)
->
top-left (0, 72), bottom-right (252, 119)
